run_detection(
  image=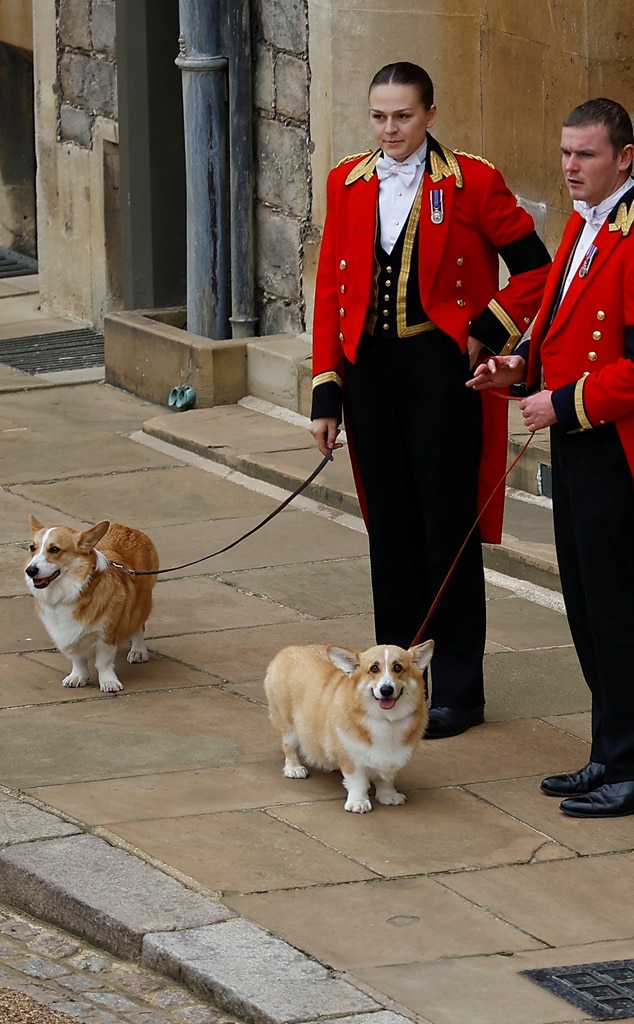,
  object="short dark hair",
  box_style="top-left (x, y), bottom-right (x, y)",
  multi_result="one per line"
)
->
top-left (369, 62), bottom-right (434, 111)
top-left (563, 98), bottom-right (634, 154)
